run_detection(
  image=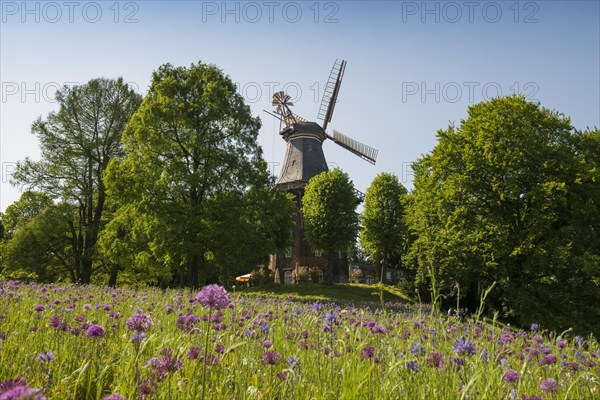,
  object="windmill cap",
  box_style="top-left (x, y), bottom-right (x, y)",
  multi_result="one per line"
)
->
top-left (281, 121), bottom-right (327, 142)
